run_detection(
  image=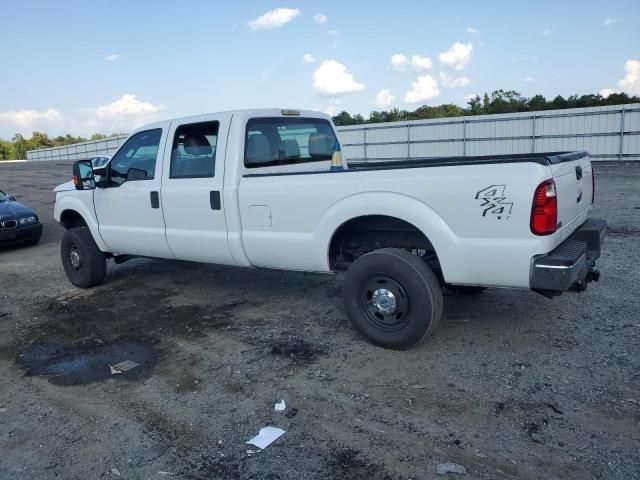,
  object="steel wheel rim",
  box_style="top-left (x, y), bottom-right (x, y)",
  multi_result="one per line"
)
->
top-left (69, 245), bottom-right (82, 271)
top-left (358, 275), bottom-right (411, 332)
